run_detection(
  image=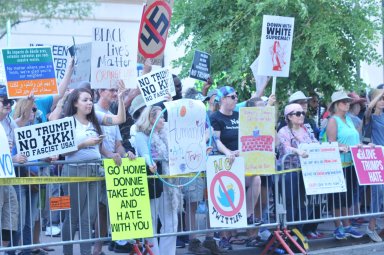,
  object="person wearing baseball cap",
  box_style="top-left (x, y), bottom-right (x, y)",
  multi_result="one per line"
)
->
top-left (326, 90), bottom-right (363, 240)
top-left (278, 90), bottom-right (319, 139)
